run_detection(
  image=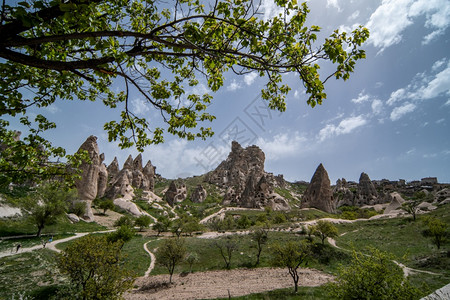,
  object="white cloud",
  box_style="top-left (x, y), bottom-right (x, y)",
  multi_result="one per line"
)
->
top-left (244, 73), bottom-right (258, 86)
top-left (367, 0), bottom-right (414, 51)
top-left (227, 80), bottom-right (242, 91)
top-left (387, 88), bottom-right (407, 106)
top-left (444, 99), bottom-right (450, 106)
top-left (319, 115), bottom-right (367, 141)
top-left (431, 58), bottom-right (447, 72)
top-left (261, 0), bottom-right (283, 20)
top-left (327, 0), bottom-right (342, 11)
top-left (436, 118), bottom-right (445, 124)
top-left (390, 102), bottom-right (416, 121)
top-left (131, 98), bottom-right (150, 116)
top-left (417, 62), bottom-right (450, 99)
top-left (409, 0), bottom-right (450, 44)
top-left (351, 91), bottom-right (371, 104)
top-left (44, 104), bottom-right (60, 114)
top-left (147, 139), bottom-right (229, 178)
top-left (371, 99), bottom-right (383, 115)
top-left (367, 0), bottom-right (450, 50)
top-left (348, 10), bottom-right (360, 21)
top-left (257, 132), bottom-right (307, 160)
top-left (386, 59), bottom-right (450, 111)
